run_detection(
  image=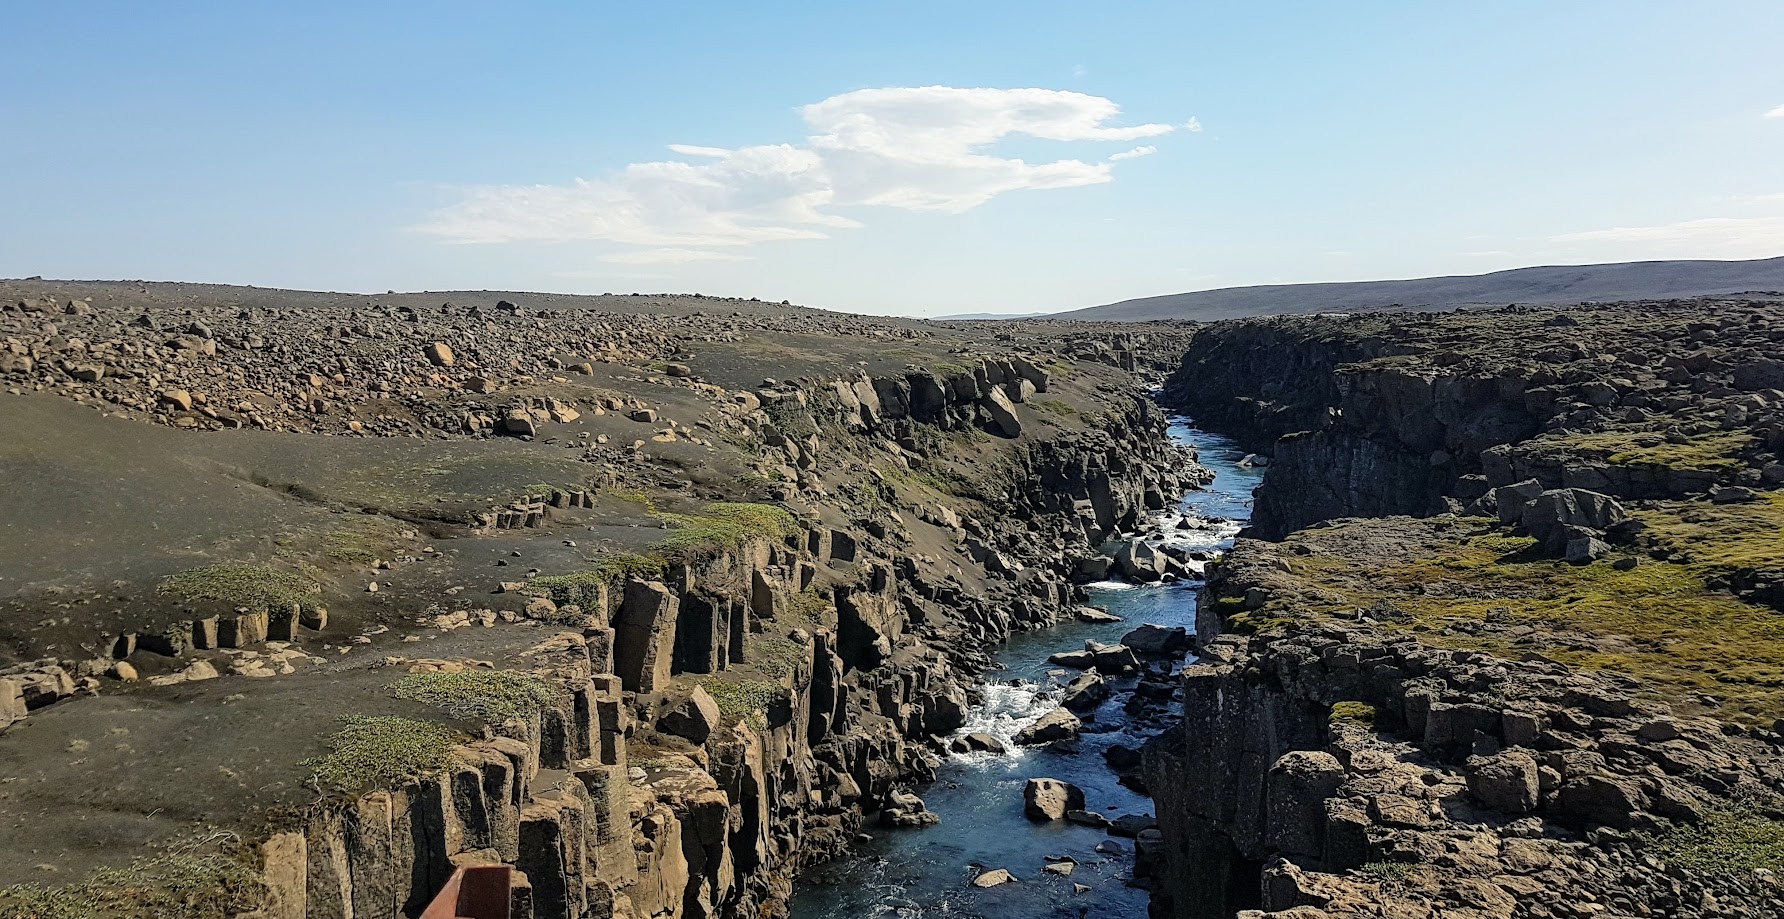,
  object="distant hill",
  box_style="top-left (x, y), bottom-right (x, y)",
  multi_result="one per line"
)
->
top-left (1055, 256), bottom-right (1784, 322)
top-left (936, 311), bottom-right (1051, 320)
